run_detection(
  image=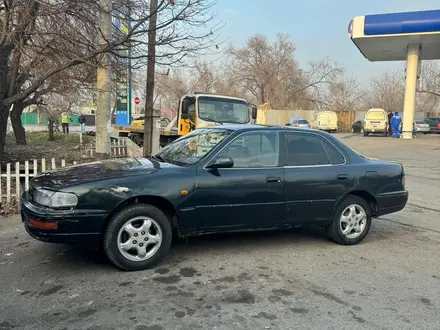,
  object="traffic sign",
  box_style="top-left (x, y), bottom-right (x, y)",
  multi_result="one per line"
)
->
top-left (134, 97), bottom-right (140, 105)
